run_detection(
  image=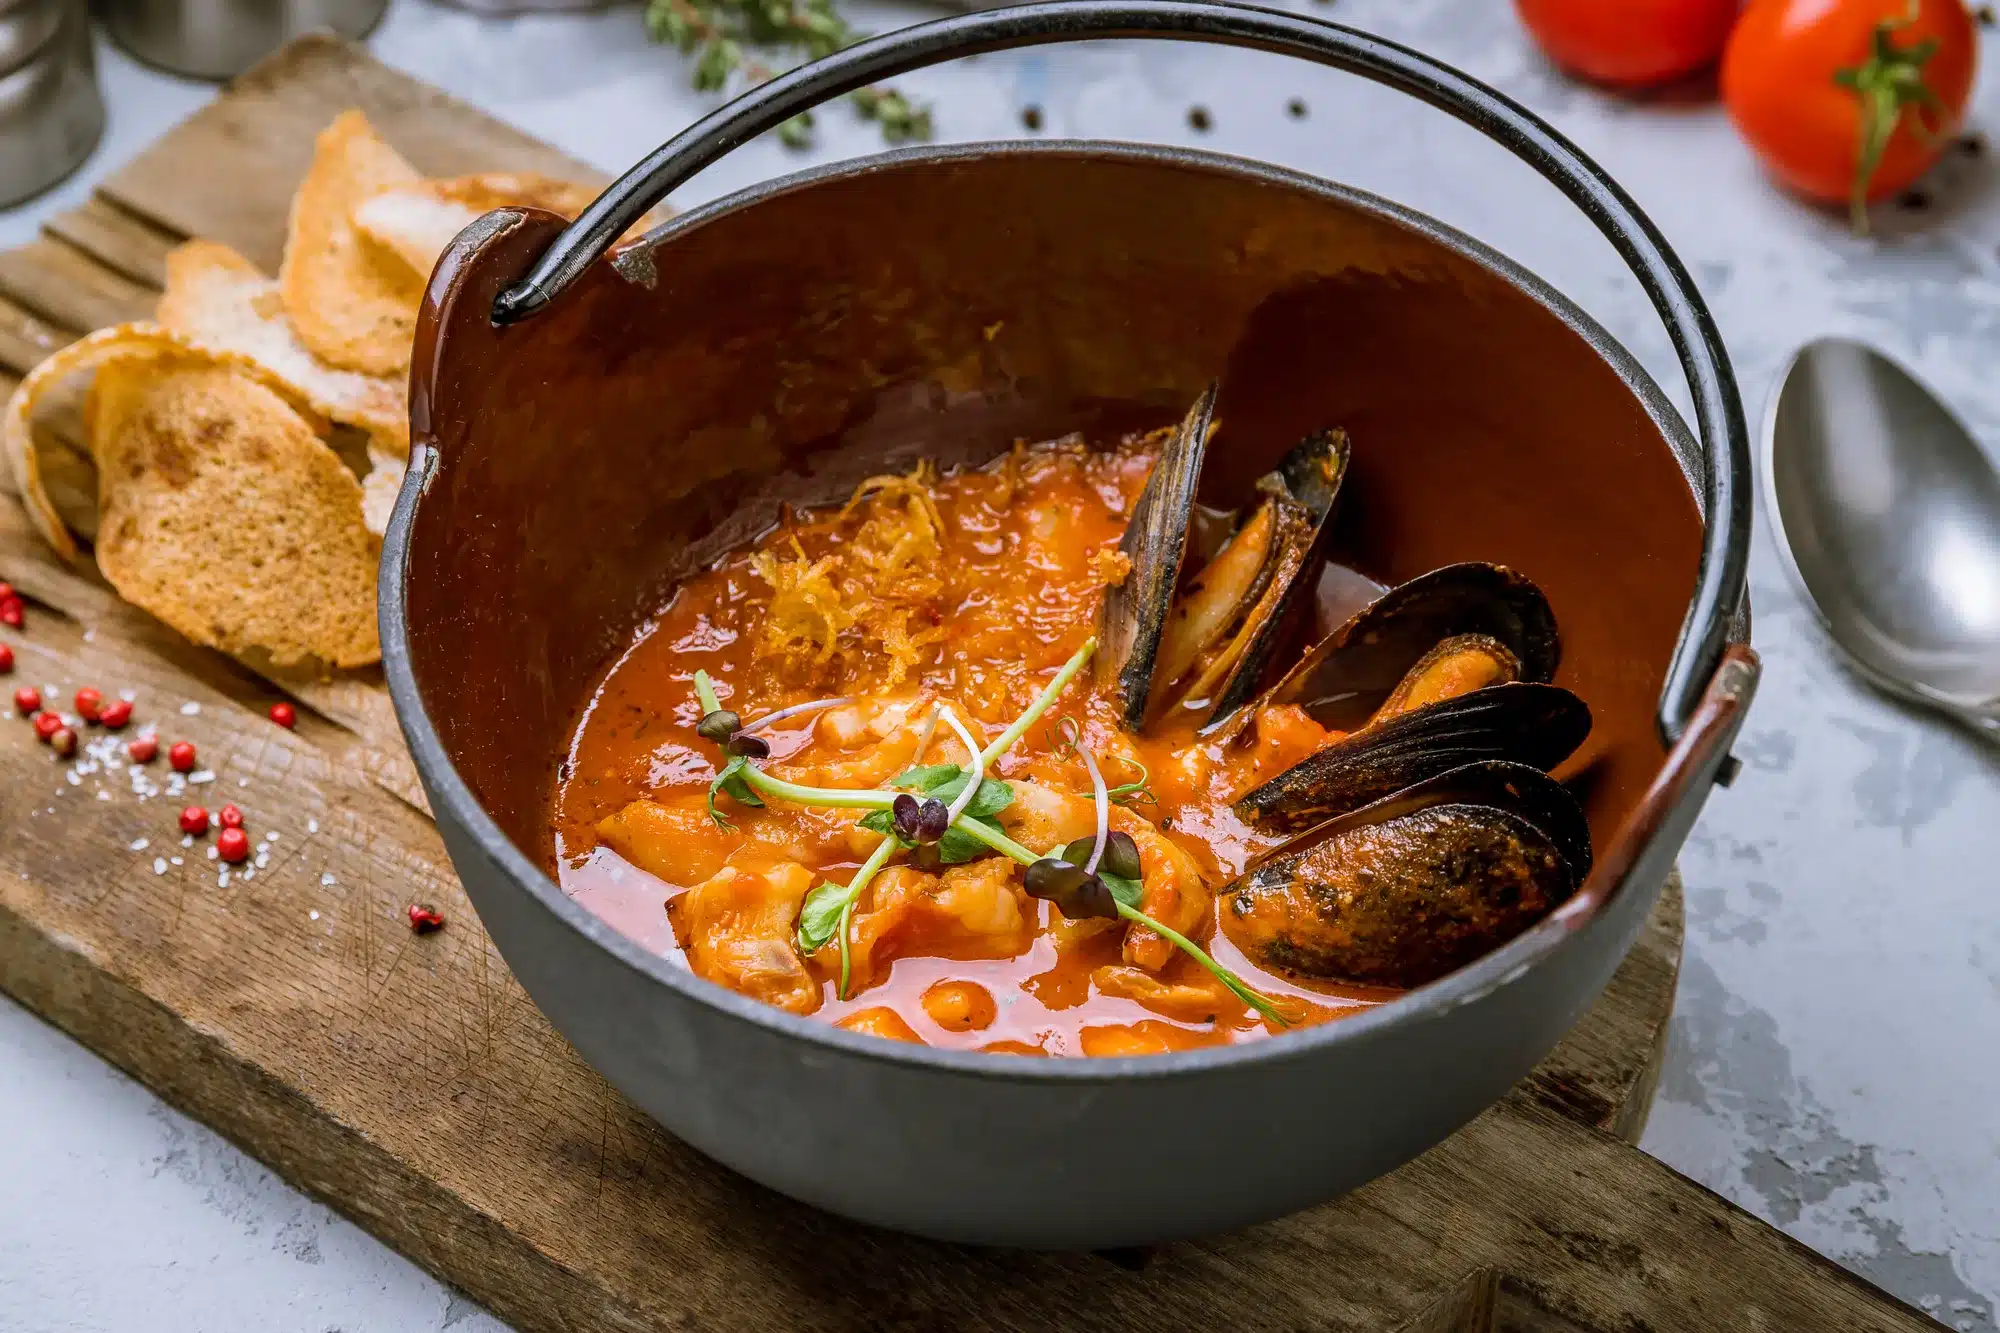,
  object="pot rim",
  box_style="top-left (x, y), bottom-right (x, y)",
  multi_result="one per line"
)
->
top-left (383, 138), bottom-right (1734, 1084)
